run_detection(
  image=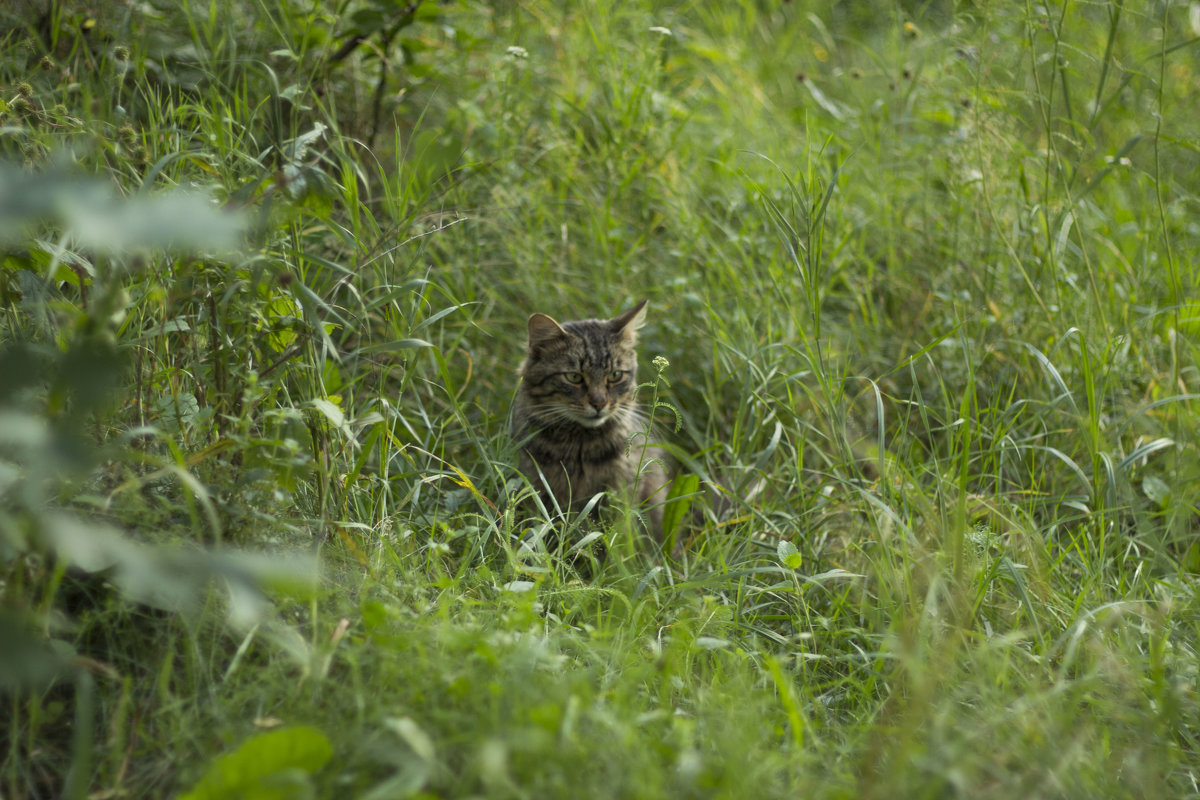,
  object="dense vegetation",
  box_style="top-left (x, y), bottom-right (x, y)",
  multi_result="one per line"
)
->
top-left (3, 0), bottom-right (1199, 797)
